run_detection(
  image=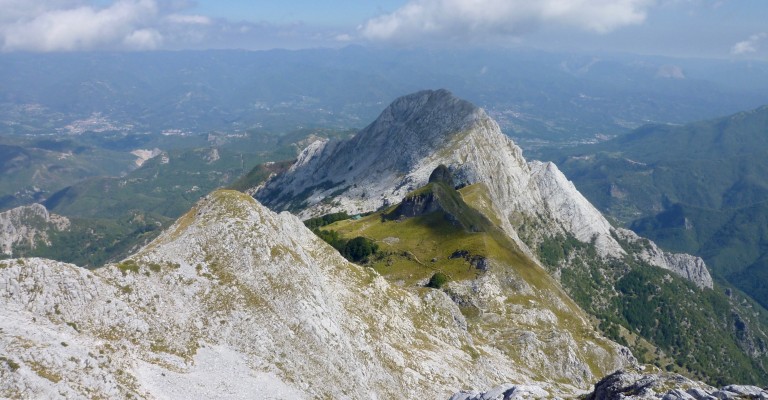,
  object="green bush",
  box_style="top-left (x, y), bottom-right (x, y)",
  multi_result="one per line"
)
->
top-left (313, 229), bottom-right (346, 251)
top-left (312, 229), bottom-right (378, 264)
top-left (342, 237), bottom-right (379, 263)
top-left (426, 272), bottom-right (449, 289)
top-left (304, 212), bottom-right (351, 230)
